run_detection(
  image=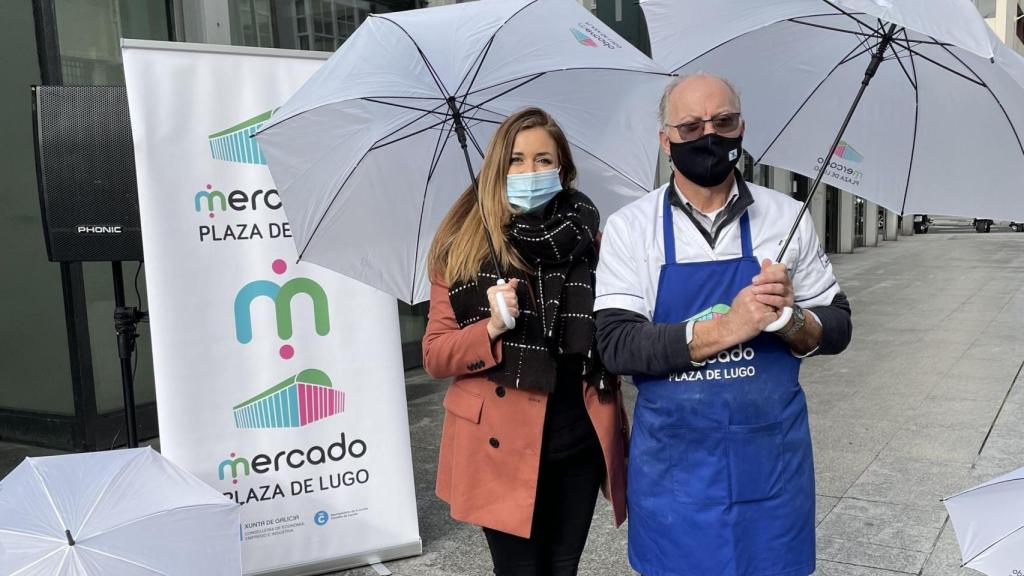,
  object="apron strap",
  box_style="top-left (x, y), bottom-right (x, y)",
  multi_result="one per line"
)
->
top-left (662, 186), bottom-right (677, 265)
top-left (740, 212), bottom-right (753, 258)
